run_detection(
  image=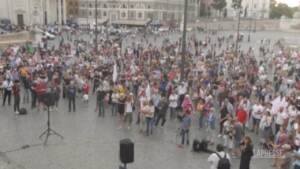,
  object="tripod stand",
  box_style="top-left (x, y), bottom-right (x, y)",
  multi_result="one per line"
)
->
top-left (39, 106), bottom-right (63, 145)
